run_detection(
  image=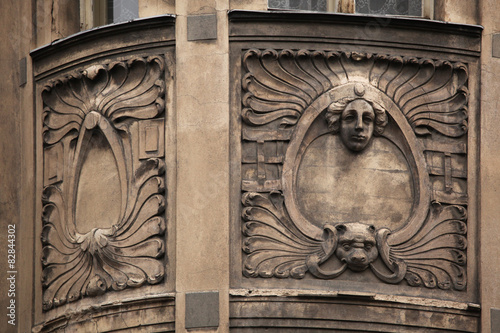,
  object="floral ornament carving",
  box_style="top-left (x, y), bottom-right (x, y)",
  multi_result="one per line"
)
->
top-left (241, 49), bottom-right (469, 290)
top-left (41, 56), bottom-right (167, 310)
